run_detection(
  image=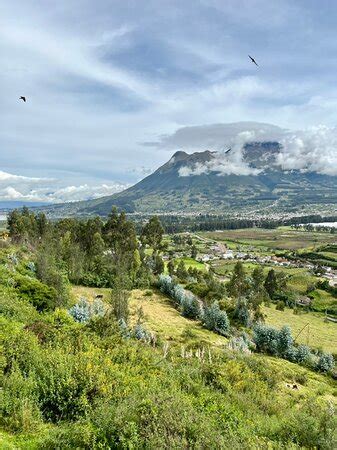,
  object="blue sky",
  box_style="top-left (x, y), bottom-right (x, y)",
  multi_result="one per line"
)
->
top-left (1, 0), bottom-right (337, 202)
